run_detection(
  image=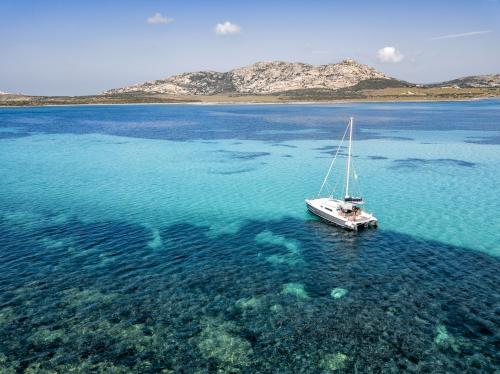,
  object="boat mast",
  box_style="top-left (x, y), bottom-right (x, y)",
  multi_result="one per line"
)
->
top-left (345, 117), bottom-right (353, 199)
